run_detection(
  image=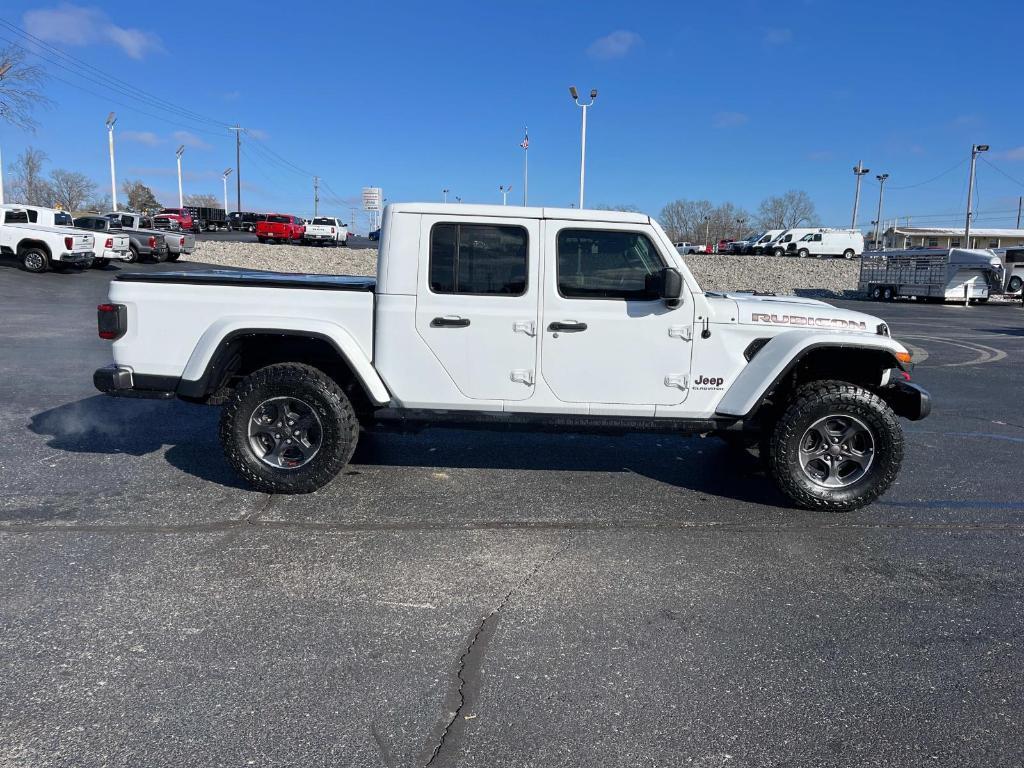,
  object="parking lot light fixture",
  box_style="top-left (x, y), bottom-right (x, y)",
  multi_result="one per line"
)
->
top-left (442, 188), bottom-right (449, 203)
top-left (222, 168), bottom-right (233, 218)
top-left (852, 161), bottom-right (871, 228)
top-left (570, 86), bottom-right (598, 209)
top-left (965, 144), bottom-right (989, 248)
top-left (500, 184), bottom-right (512, 205)
top-left (175, 145), bottom-right (185, 208)
top-left (873, 173), bottom-right (889, 251)
top-left (106, 112), bottom-right (118, 211)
